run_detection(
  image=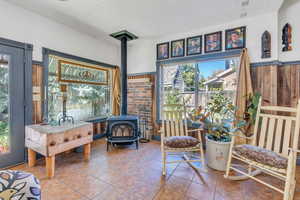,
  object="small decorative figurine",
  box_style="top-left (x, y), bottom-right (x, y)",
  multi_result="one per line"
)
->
top-left (261, 31), bottom-right (271, 58)
top-left (282, 23), bottom-right (292, 52)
